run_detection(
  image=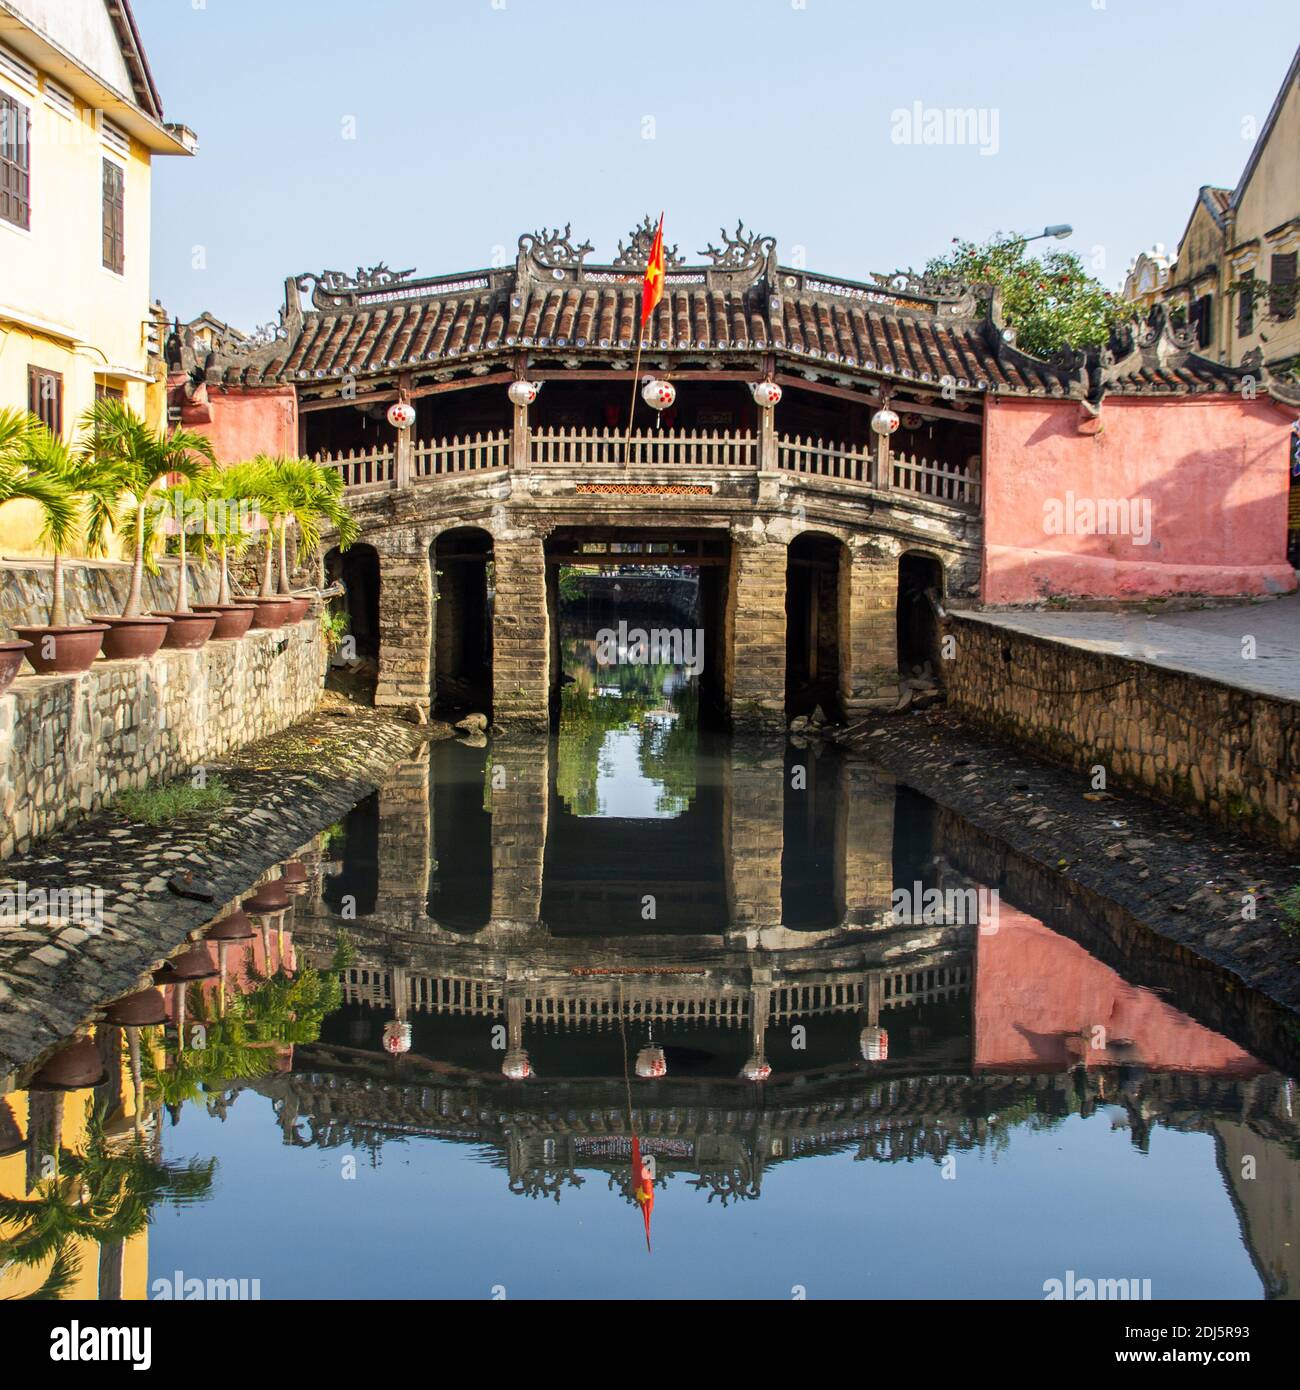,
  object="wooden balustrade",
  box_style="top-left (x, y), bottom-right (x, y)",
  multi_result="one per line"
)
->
top-left (413, 431), bottom-right (511, 479)
top-left (319, 427), bottom-right (980, 511)
top-left (530, 426), bottom-right (756, 469)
